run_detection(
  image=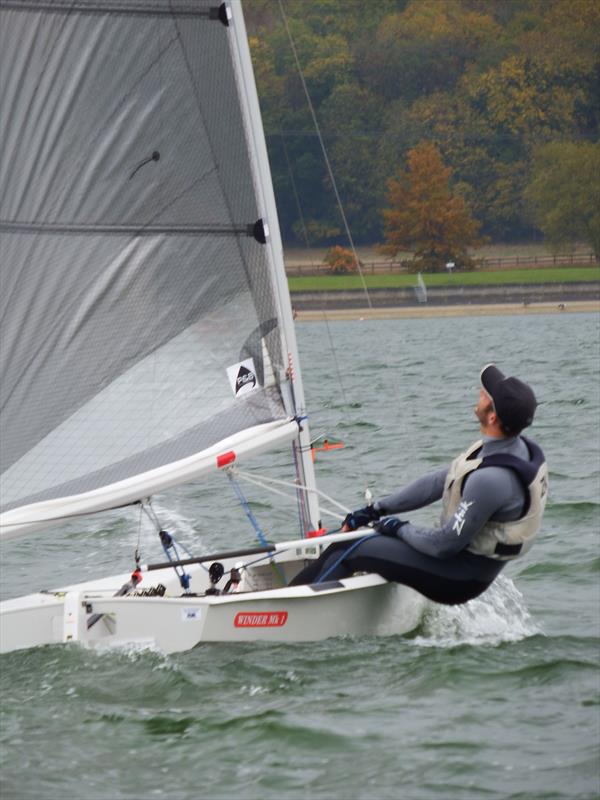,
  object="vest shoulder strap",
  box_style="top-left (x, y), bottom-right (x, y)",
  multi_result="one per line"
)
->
top-left (477, 436), bottom-right (546, 488)
top-left (464, 439), bottom-right (484, 460)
